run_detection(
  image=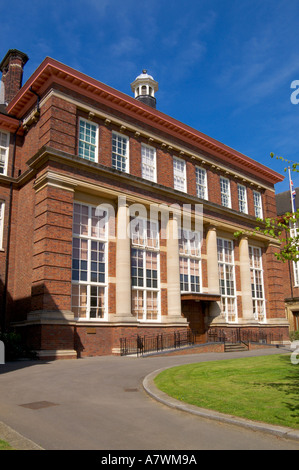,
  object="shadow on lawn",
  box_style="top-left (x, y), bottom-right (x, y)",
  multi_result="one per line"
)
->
top-left (254, 355), bottom-right (299, 423)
